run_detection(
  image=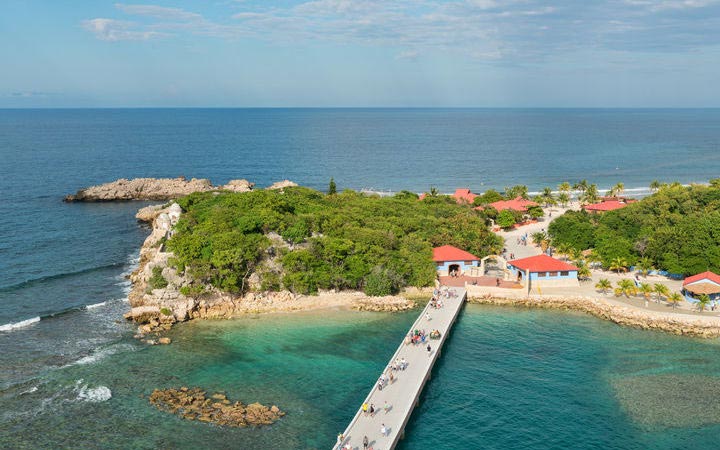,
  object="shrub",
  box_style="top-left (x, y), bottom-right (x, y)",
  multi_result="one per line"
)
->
top-left (148, 266), bottom-right (168, 290)
top-left (364, 266), bottom-right (402, 297)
